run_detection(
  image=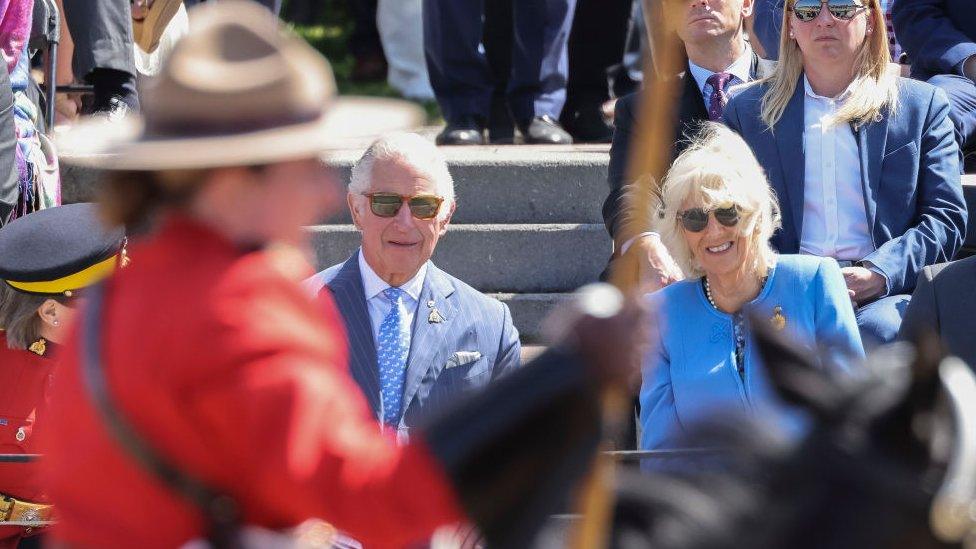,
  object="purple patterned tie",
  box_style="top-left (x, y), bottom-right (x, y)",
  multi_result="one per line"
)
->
top-left (707, 72), bottom-right (733, 121)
